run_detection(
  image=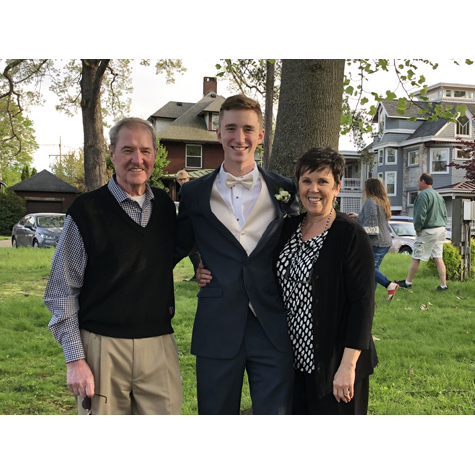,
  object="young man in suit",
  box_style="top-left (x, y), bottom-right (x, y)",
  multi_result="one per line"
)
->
top-left (174, 94), bottom-right (298, 414)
